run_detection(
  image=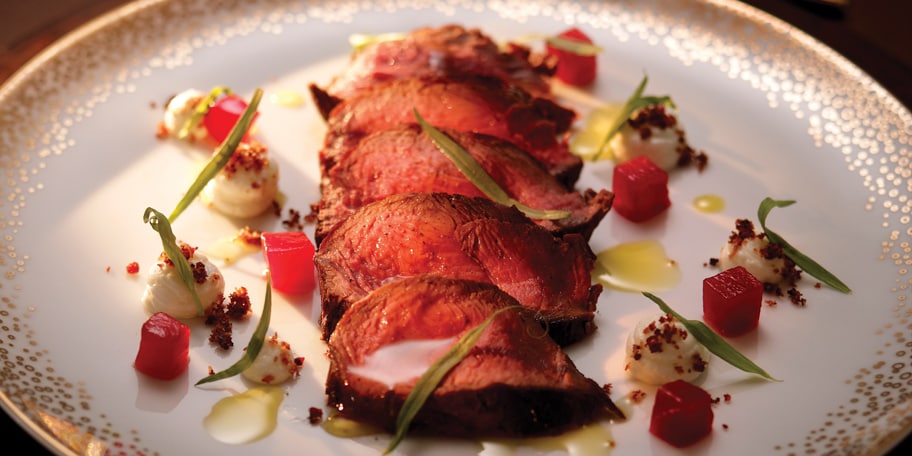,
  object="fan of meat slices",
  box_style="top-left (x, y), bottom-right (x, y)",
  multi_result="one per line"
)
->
top-left (308, 24), bottom-right (624, 442)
